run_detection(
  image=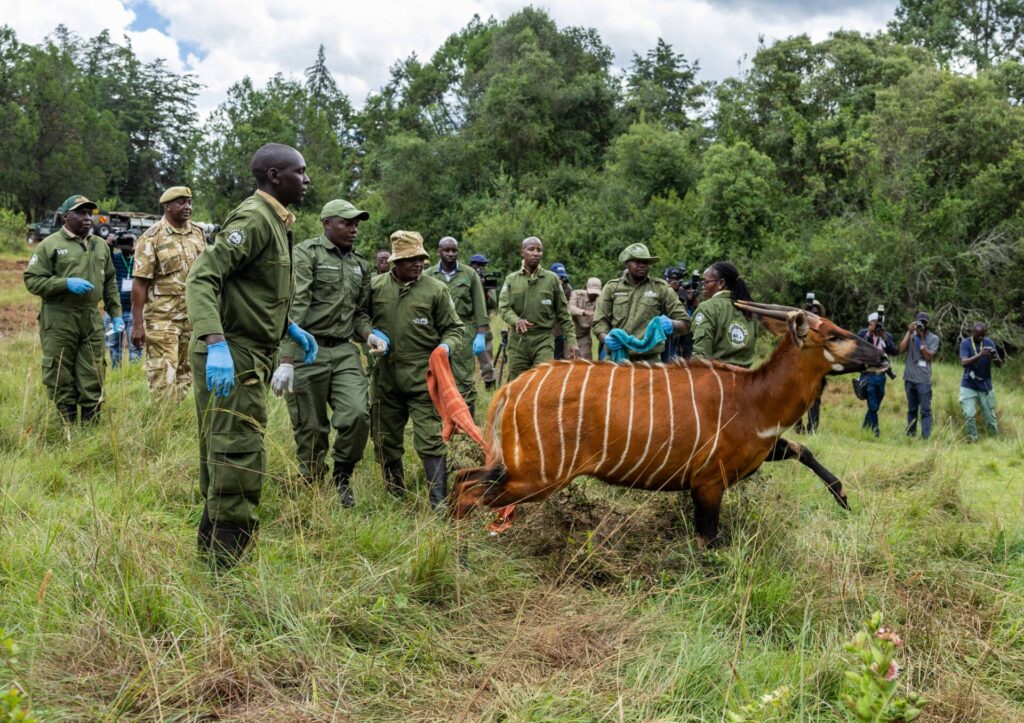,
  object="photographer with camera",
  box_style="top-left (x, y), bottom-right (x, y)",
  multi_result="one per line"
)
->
top-left (796, 292), bottom-right (827, 433)
top-left (105, 231), bottom-right (142, 368)
top-left (899, 311), bottom-right (940, 440)
top-left (856, 308), bottom-right (898, 437)
top-left (959, 322), bottom-right (1002, 442)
